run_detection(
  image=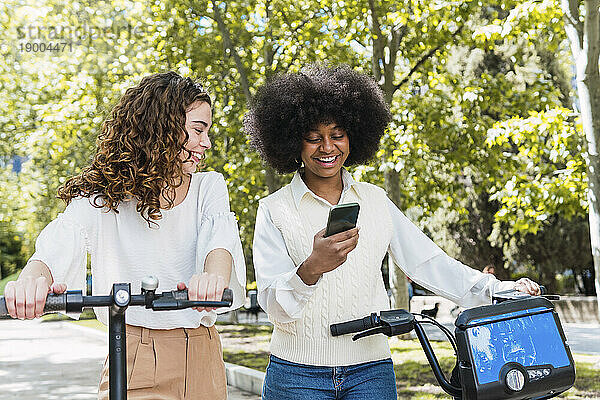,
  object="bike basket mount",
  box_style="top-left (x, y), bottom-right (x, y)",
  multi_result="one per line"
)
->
top-left (454, 297), bottom-right (575, 400)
